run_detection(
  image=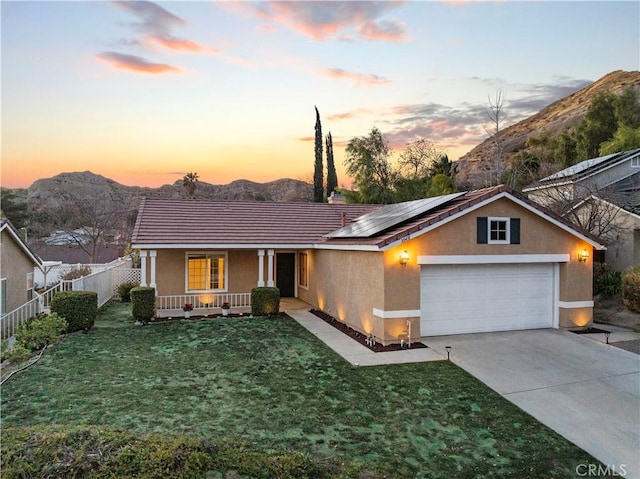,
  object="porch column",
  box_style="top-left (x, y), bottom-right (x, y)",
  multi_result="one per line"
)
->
top-left (140, 250), bottom-right (148, 287)
top-left (267, 249), bottom-right (275, 287)
top-left (257, 249), bottom-right (265, 287)
top-left (149, 250), bottom-right (157, 291)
